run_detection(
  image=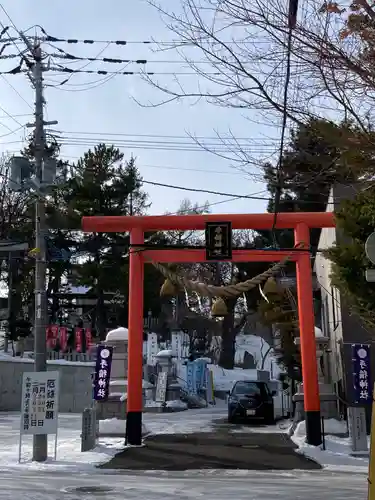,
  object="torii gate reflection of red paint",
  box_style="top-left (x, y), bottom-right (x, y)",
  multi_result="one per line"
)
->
top-left (82, 212), bottom-right (335, 446)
